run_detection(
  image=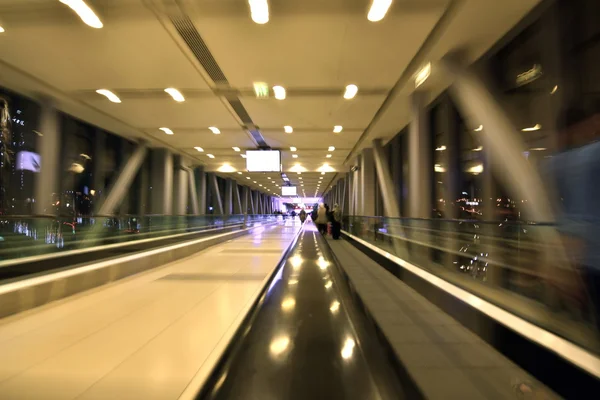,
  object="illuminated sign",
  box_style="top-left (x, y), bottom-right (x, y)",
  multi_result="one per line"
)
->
top-left (282, 186), bottom-right (297, 196)
top-left (246, 150), bottom-right (281, 172)
top-left (253, 82), bottom-right (269, 99)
